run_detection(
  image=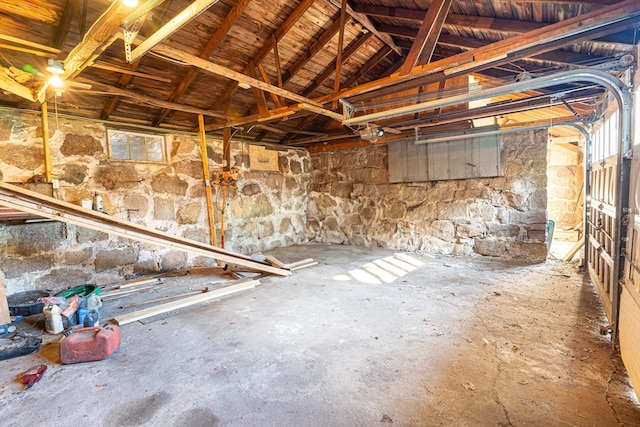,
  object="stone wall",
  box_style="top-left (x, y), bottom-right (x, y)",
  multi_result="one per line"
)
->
top-left (0, 109), bottom-right (310, 294)
top-left (547, 141), bottom-right (583, 229)
top-left (307, 129), bottom-right (549, 260)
